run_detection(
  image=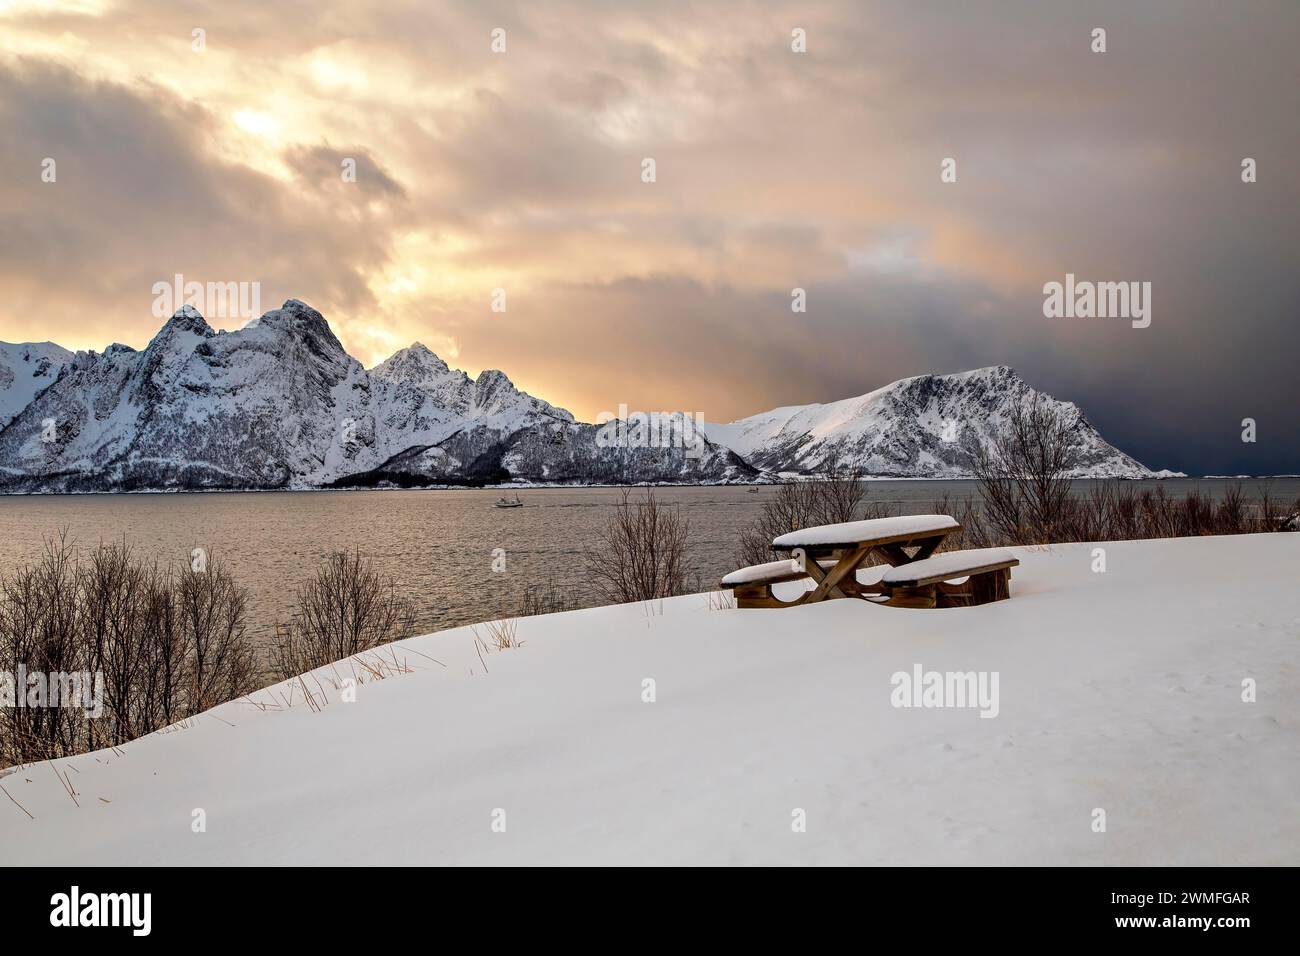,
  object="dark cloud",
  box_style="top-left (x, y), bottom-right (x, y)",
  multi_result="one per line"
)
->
top-left (286, 144), bottom-right (407, 198)
top-left (0, 58), bottom-right (402, 345)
